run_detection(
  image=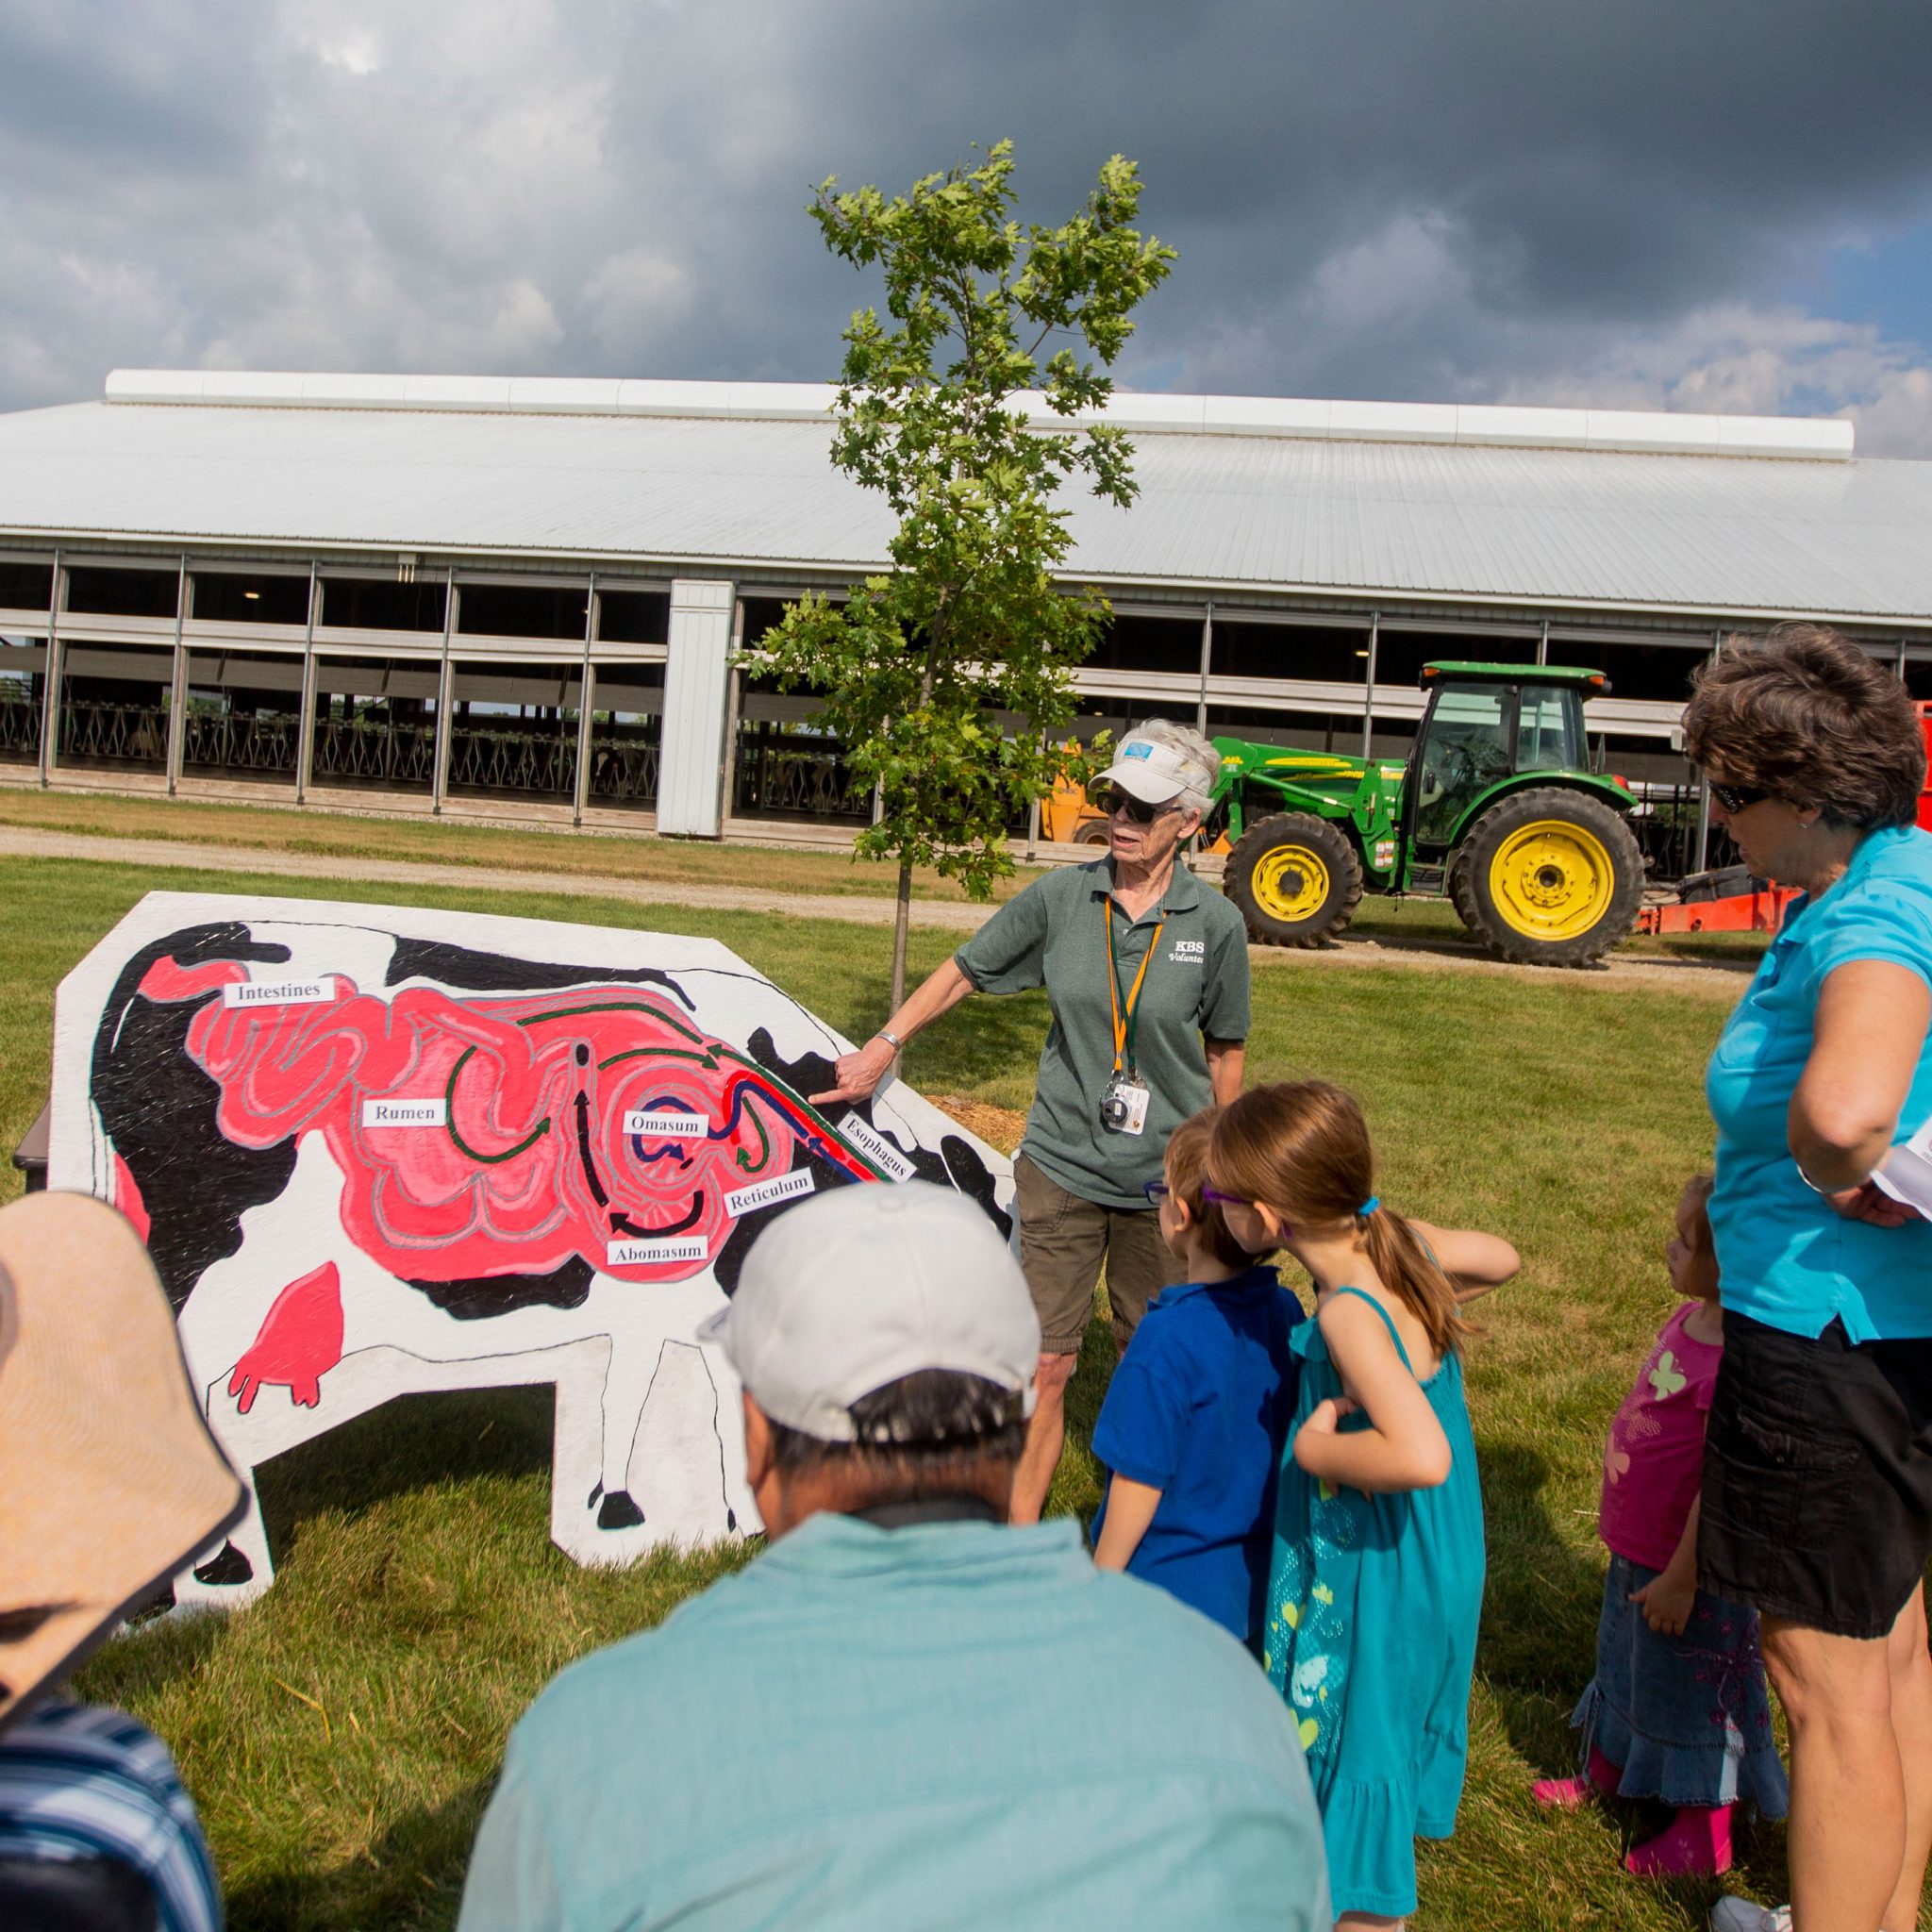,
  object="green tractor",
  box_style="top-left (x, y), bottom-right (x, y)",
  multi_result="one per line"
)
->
top-left (1211, 662), bottom-right (1645, 967)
